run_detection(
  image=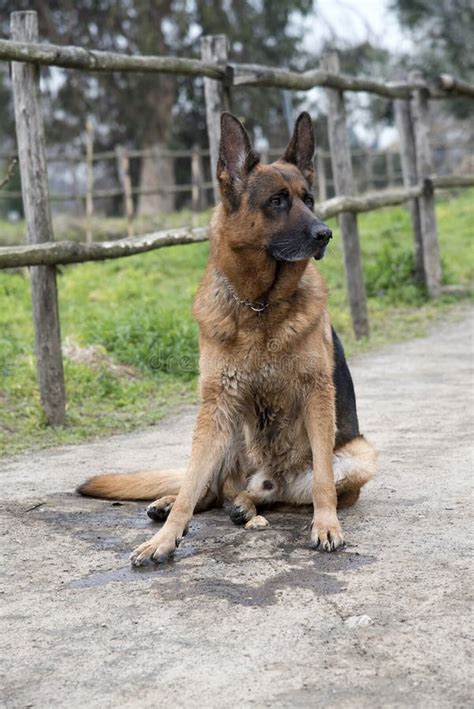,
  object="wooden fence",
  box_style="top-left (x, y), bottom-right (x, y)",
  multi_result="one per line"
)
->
top-left (0, 143), bottom-right (427, 212)
top-left (0, 11), bottom-right (473, 425)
